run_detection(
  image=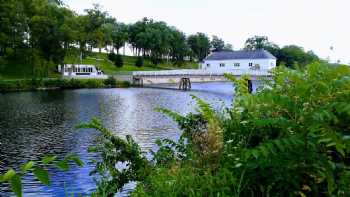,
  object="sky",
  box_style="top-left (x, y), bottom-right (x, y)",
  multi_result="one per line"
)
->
top-left (64, 0), bottom-right (350, 64)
